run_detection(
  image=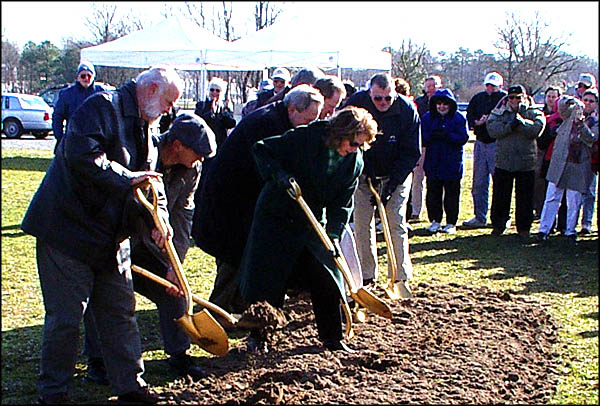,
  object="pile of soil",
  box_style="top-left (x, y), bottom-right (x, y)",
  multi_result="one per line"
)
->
top-left (160, 283), bottom-right (560, 404)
